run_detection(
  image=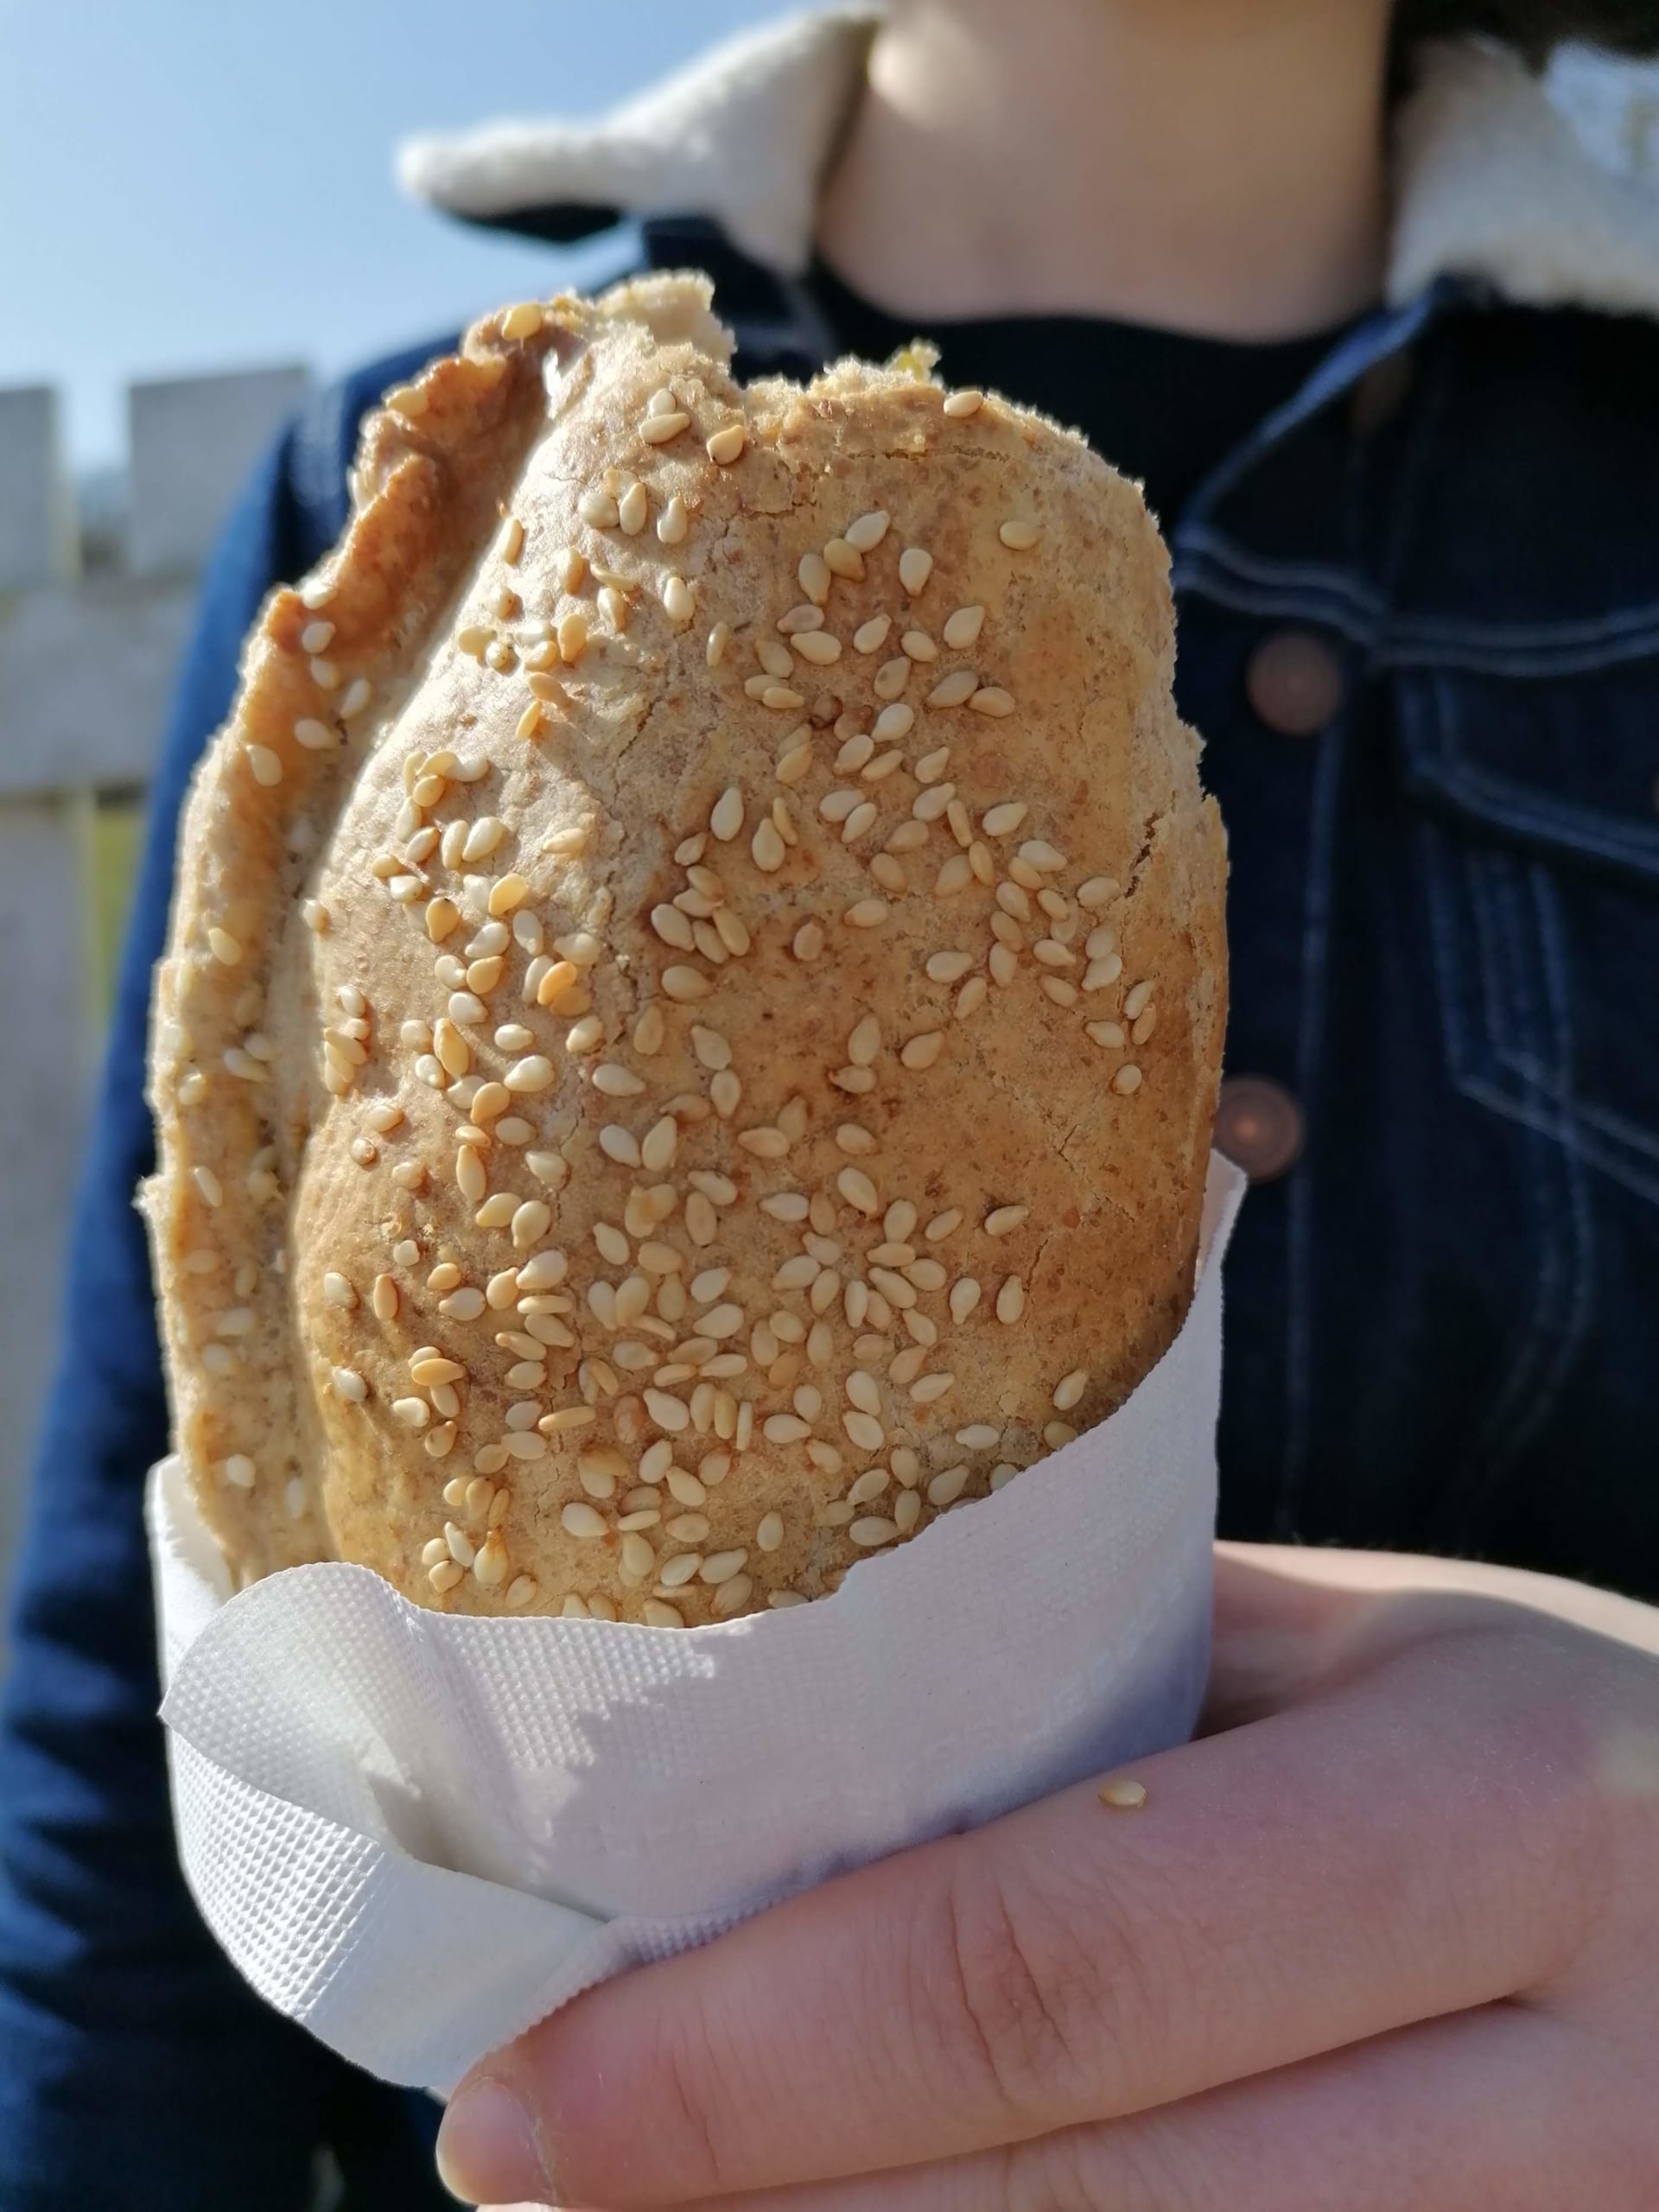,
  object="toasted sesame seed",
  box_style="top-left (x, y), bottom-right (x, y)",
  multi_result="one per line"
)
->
top-left (798, 550), bottom-right (832, 605)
